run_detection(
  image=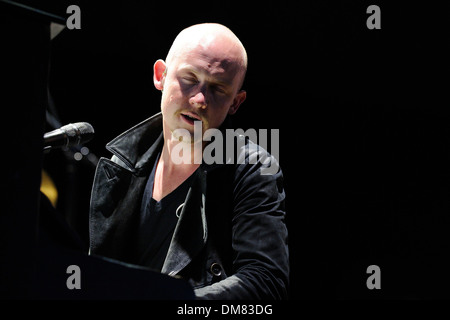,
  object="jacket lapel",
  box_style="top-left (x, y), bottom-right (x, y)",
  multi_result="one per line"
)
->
top-left (161, 169), bottom-right (208, 276)
top-left (90, 114), bottom-right (164, 262)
